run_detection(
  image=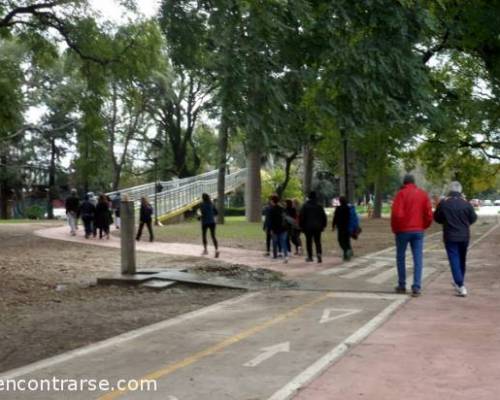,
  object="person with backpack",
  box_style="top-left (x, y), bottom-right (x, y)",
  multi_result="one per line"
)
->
top-left (200, 193), bottom-right (220, 258)
top-left (268, 195), bottom-right (289, 263)
top-left (332, 196), bottom-right (353, 261)
top-left (434, 181), bottom-right (477, 297)
top-left (79, 194), bottom-right (96, 239)
top-left (136, 196), bottom-right (154, 242)
top-left (299, 191), bottom-right (327, 263)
